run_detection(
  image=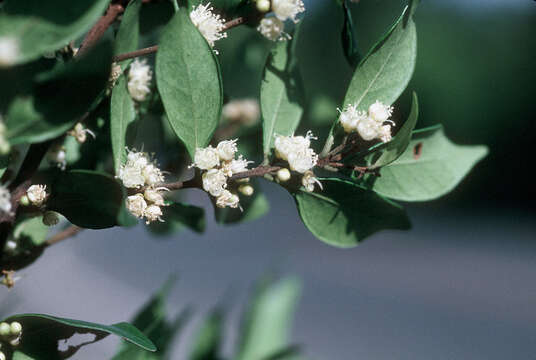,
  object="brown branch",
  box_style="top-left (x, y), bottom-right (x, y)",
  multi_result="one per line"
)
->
top-left (222, 17), bottom-right (244, 31)
top-left (77, 3), bottom-right (125, 57)
top-left (46, 226), bottom-right (82, 247)
top-left (113, 45), bottom-right (159, 62)
top-left (230, 166), bottom-right (281, 180)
